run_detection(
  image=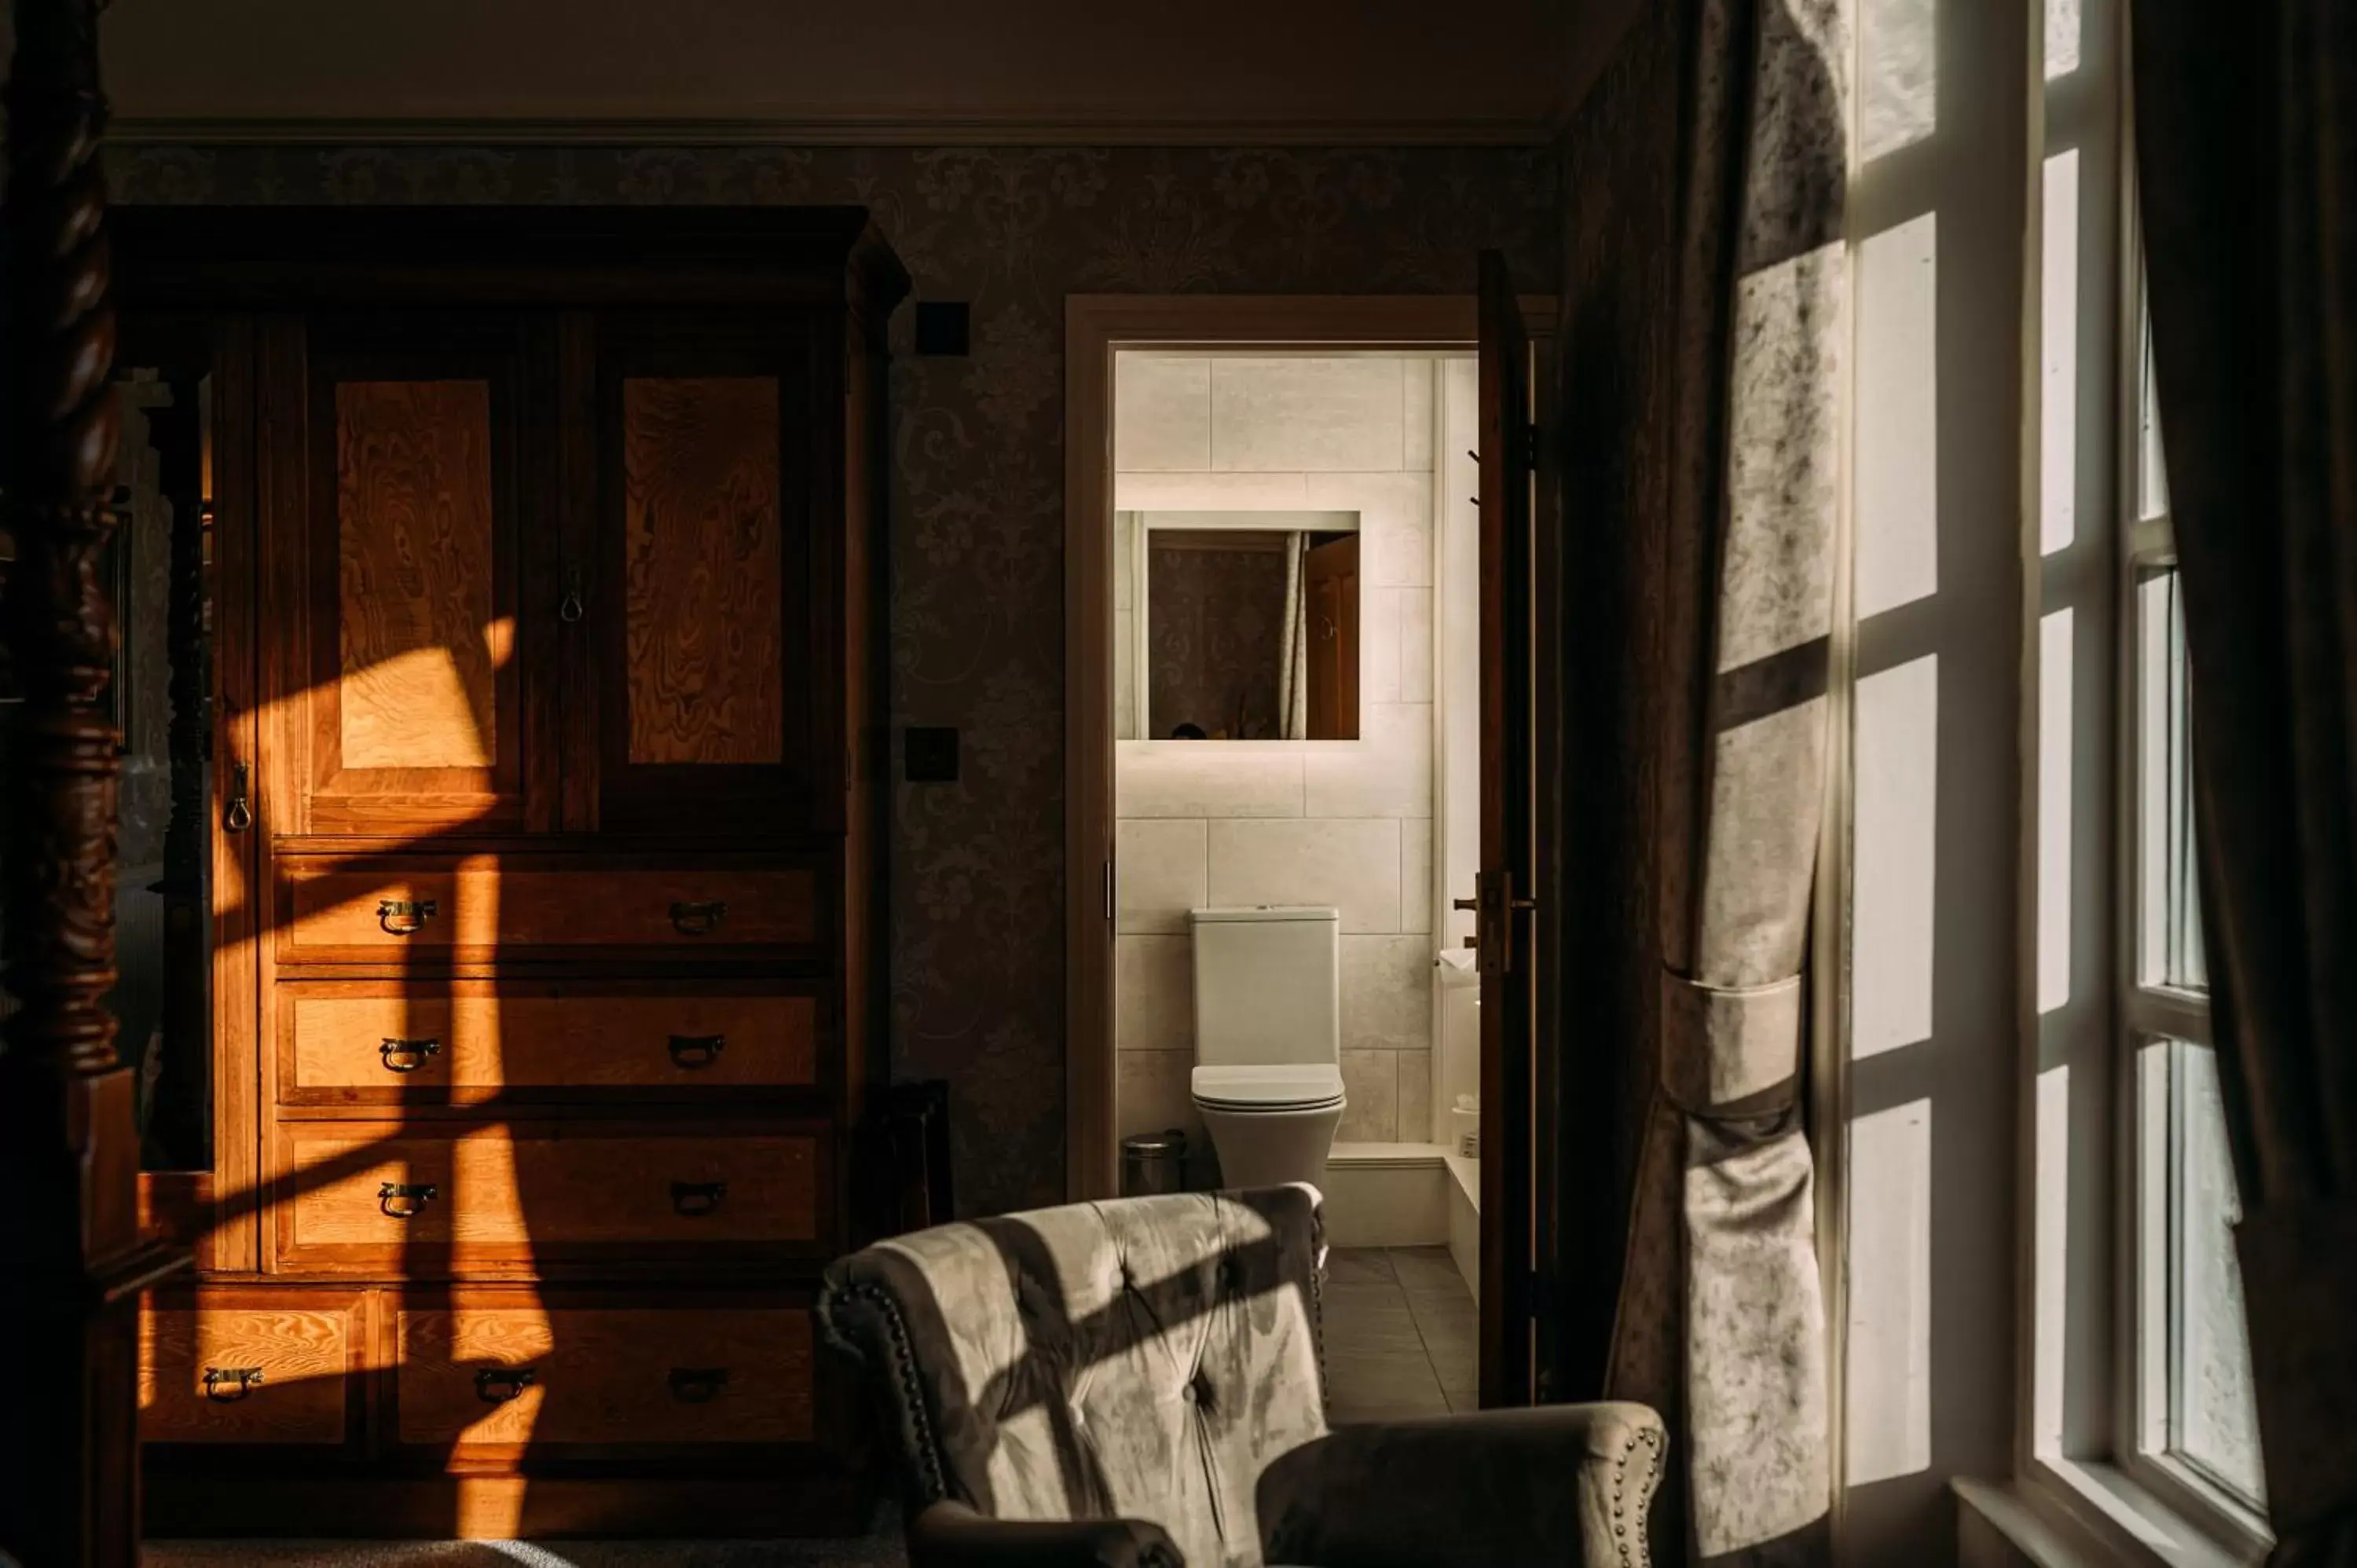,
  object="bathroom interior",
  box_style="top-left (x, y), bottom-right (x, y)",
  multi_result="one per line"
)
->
top-left (1110, 348), bottom-right (1483, 1420)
